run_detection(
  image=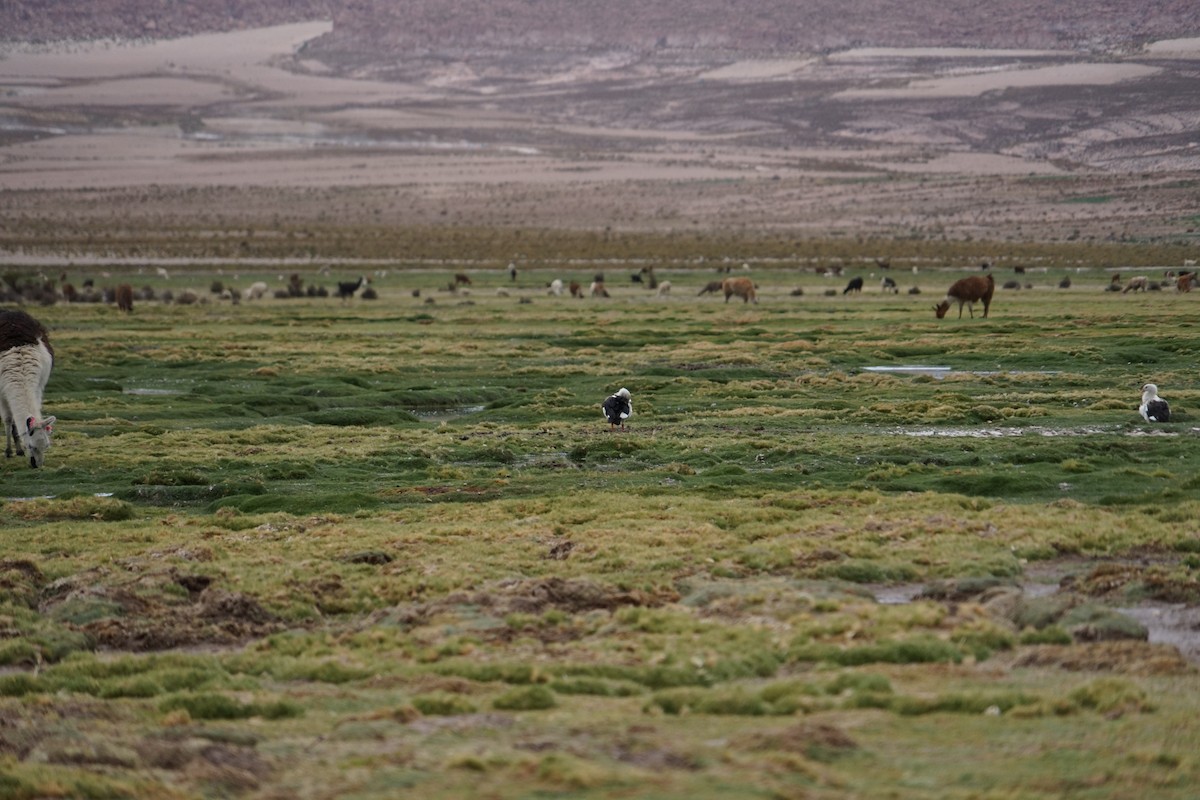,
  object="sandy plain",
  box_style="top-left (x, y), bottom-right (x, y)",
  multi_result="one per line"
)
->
top-left (1, 20), bottom-right (1198, 252)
